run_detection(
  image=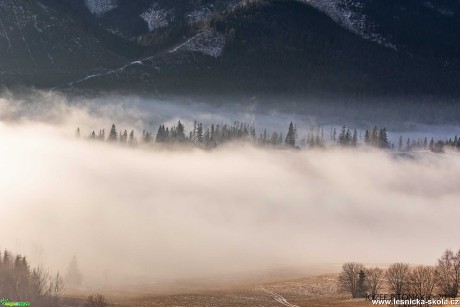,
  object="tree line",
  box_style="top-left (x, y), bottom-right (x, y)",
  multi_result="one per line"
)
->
top-left (0, 250), bottom-right (63, 307)
top-left (338, 249), bottom-right (460, 301)
top-left (76, 121), bottom-right (460, 153)
top-left (77, 120), bottom-right (298, 149)
top-left (0, 249), bottom-right (108, 307)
